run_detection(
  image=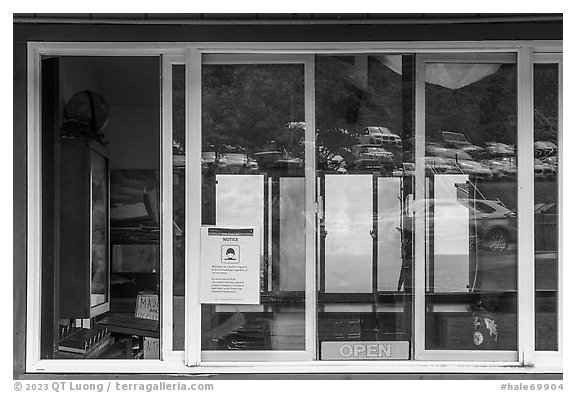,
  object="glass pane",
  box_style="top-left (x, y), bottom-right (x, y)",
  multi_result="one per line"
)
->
top-left (46, 57), bottom-right (161, 359)
top-left (91, 150), bottom-right (109, 308)
top-left (172, 64), bottom-right (186, 351)
top-left (534, 63), bottom-right (559, 351)
top-left (200, 63), bottom-right (306, 352)
top-left (424, 61), bottom-right (518, 350)
top-left (316, 55), bottom-right (412, 360)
